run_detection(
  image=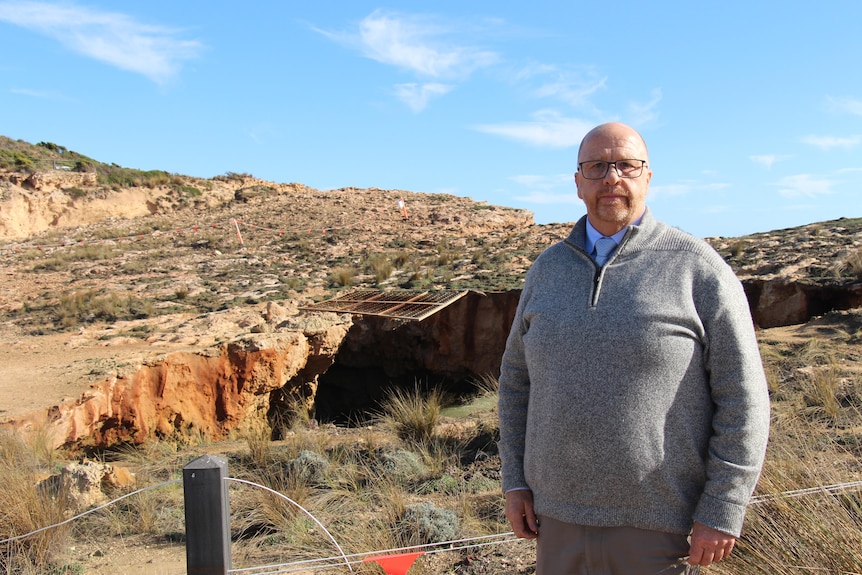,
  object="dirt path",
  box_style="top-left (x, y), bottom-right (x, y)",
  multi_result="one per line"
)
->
top-left (0, 331), bottom-right (140, 421)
